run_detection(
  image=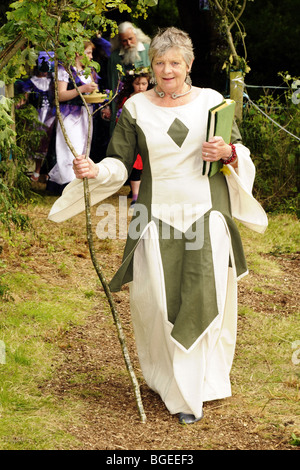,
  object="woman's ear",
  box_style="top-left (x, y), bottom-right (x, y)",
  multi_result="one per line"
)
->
top-left (188, 59), bottom-right (194, 72)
